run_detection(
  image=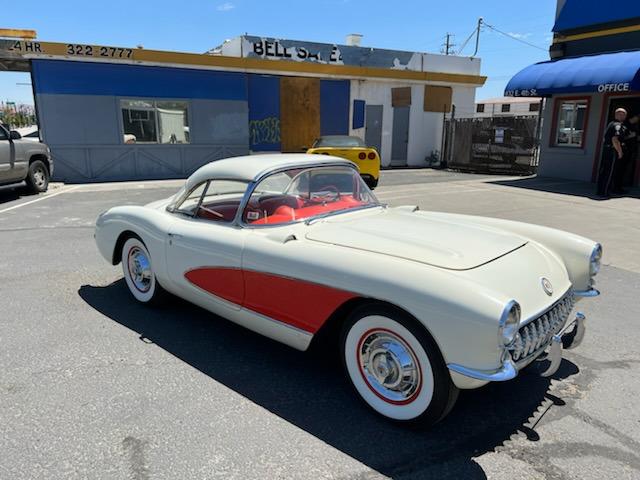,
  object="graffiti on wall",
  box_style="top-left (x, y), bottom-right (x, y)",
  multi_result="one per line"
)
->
top-left (249, 117), bottom-right (280, 146)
